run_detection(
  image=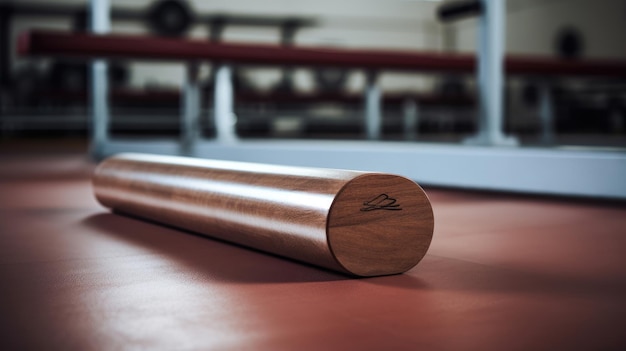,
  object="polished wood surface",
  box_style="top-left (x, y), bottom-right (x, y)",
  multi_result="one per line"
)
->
top-left (93, 153), bottom-right (434, 276)
top-left (328, 174), bottom-right (433, 276)
top-left (1, 152), bottom-right (626, 350)
top-left (19, 30), bottom-right (626, 76)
